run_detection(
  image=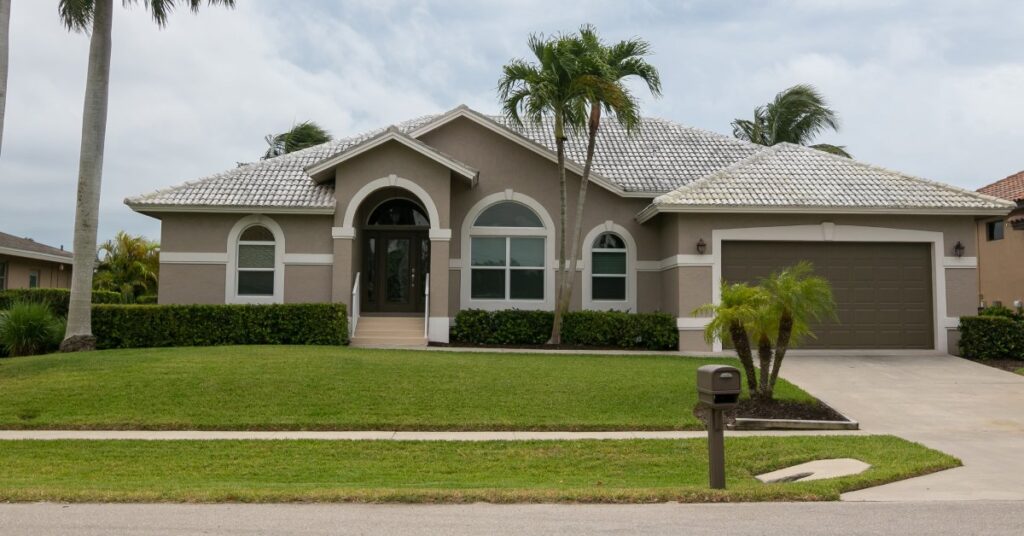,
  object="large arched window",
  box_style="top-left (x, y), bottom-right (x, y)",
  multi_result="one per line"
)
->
top-left (367, 198), bottom-right (429, 227)
top-left (236, 225), bottom-right (276, 296)
top-left (469, 201), bottom-right (545, 301)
